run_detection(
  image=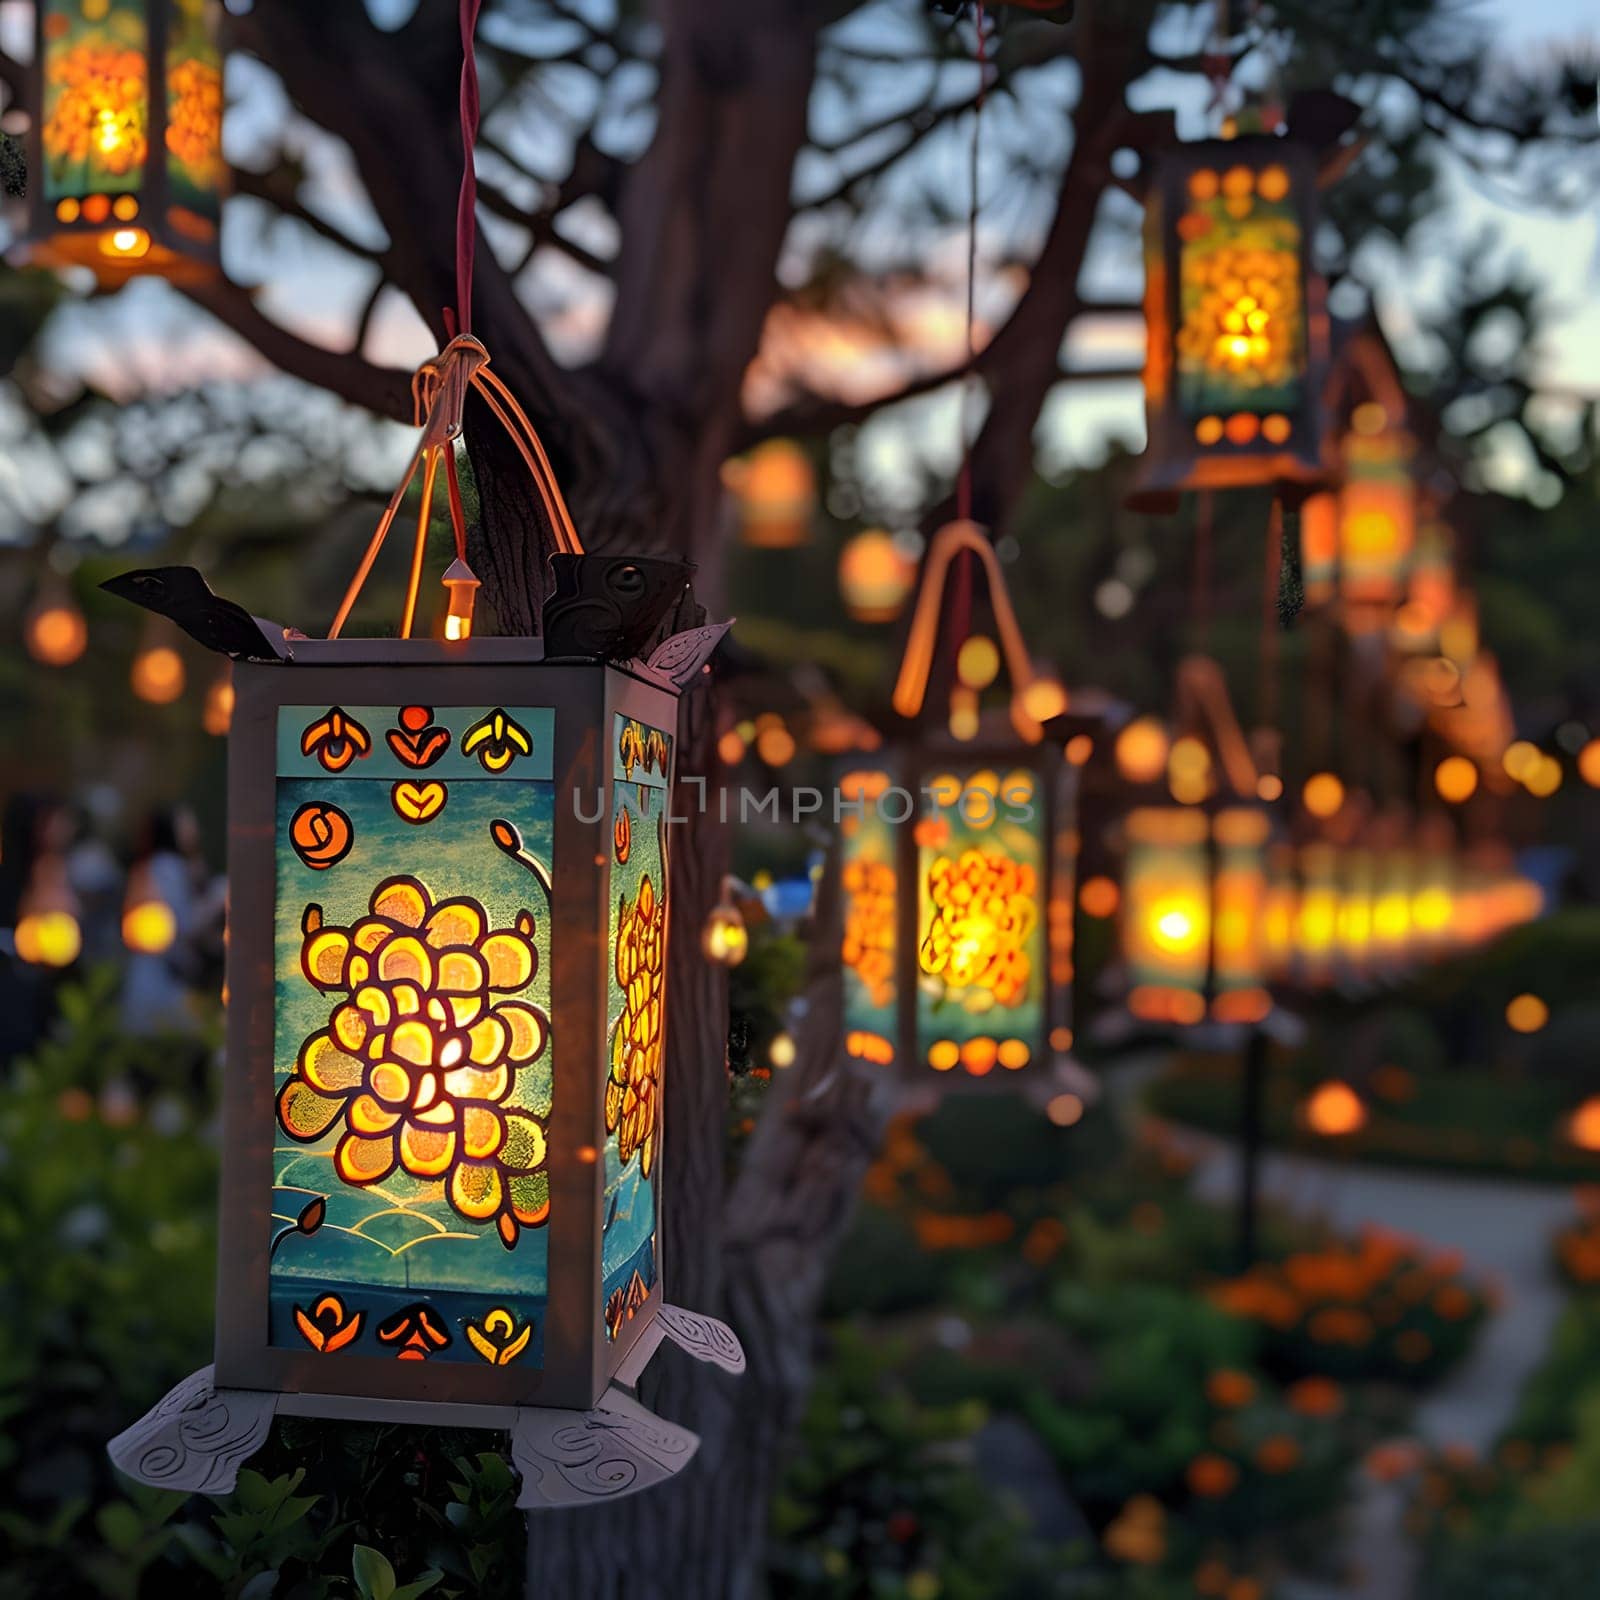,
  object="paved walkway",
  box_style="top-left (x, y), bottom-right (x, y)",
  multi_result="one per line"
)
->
top-left (1169, 1126), bottom-right (1576, 1598)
